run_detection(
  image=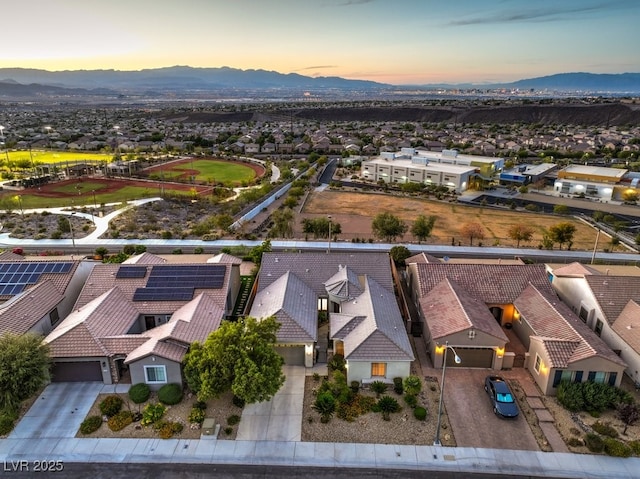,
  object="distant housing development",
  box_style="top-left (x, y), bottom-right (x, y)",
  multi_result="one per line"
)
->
top-left (361, 148), bottom-right (505, 192)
